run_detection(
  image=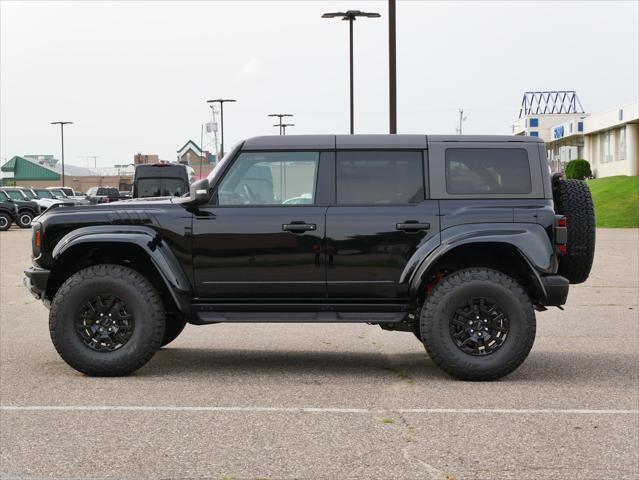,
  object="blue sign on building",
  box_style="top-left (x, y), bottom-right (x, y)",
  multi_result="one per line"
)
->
top-left (553, 125), bottom-right (565, 139)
